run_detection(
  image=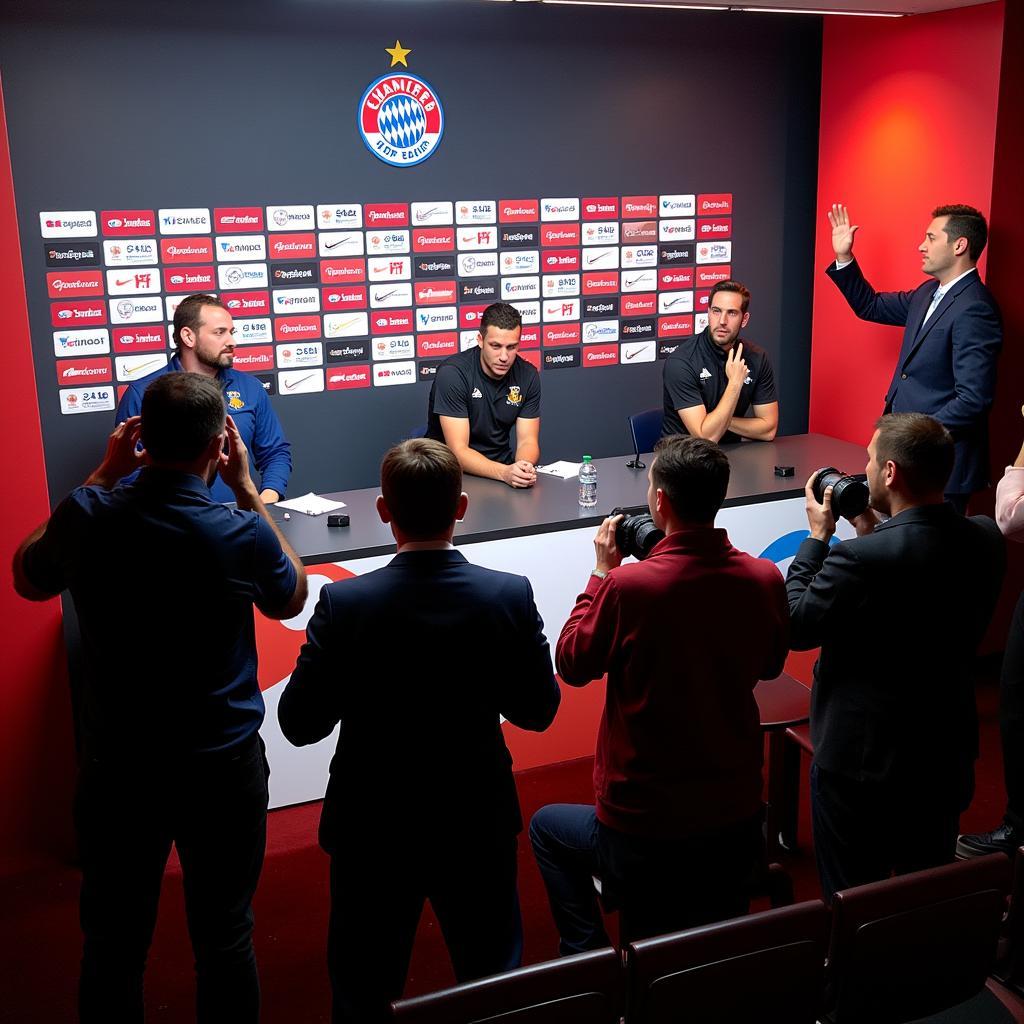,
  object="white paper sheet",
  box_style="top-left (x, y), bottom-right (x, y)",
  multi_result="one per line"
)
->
top-left (274, 492), bottom-right (348, 516)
